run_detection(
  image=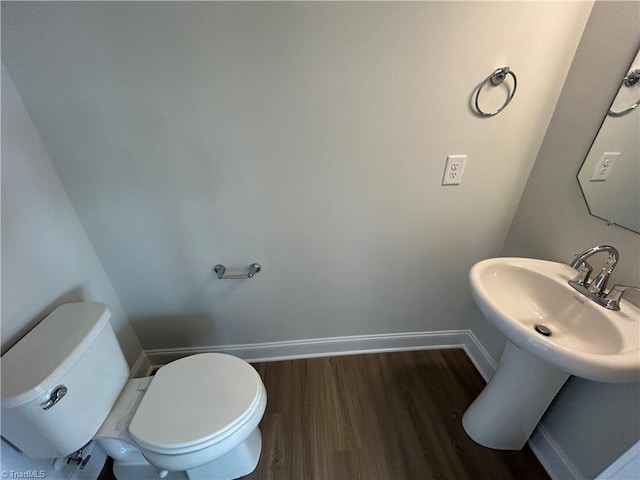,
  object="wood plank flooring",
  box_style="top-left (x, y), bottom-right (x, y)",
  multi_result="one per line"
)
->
top-left (99, 349), bottom-right (549, 479)
top-left (245, 349), bottom-right (549, 480)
